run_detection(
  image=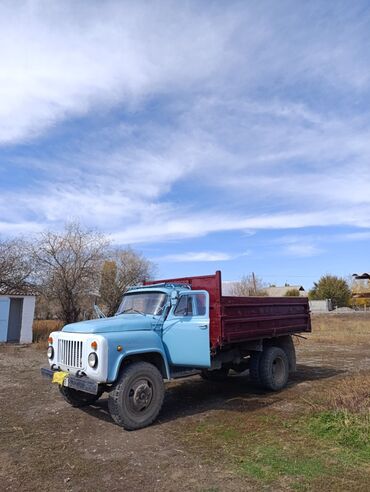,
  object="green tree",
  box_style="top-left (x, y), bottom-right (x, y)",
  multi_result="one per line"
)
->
top-left (309, 275), bottom-right (351, 308)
